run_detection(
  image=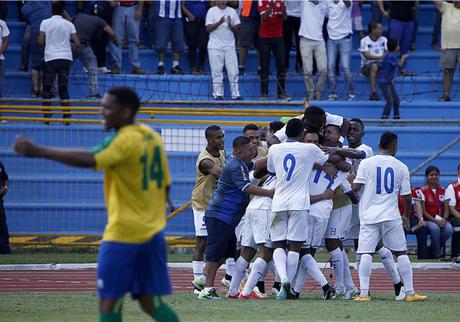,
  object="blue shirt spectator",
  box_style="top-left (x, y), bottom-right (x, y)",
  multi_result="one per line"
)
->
top-left (183, 0), bottom-right (208, 20)
top-left (21, 1), bottom-right (51, 35)
top-left (154, 0), bottom-right (182, 19)
top-left (378, 52), bottom-right (398, 84)
top-left (205, 157), bottom-right (255, 227)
